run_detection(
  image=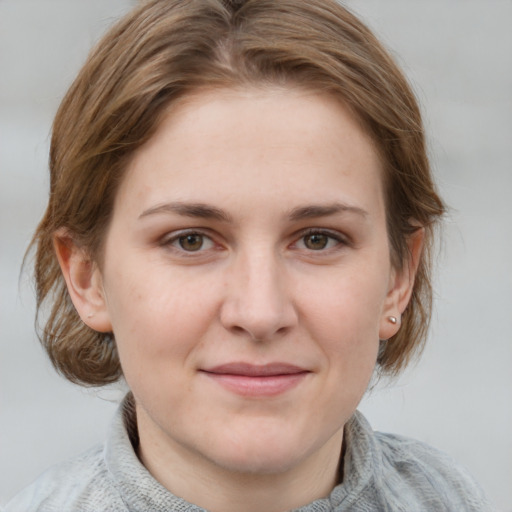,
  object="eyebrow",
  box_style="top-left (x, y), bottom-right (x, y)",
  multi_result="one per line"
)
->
top-left (139, 201), bottom-right (368, 222)
top-left (288, 202), bottom-right (368, 221)
top-left (139, 202), bottom-right (232, 222)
